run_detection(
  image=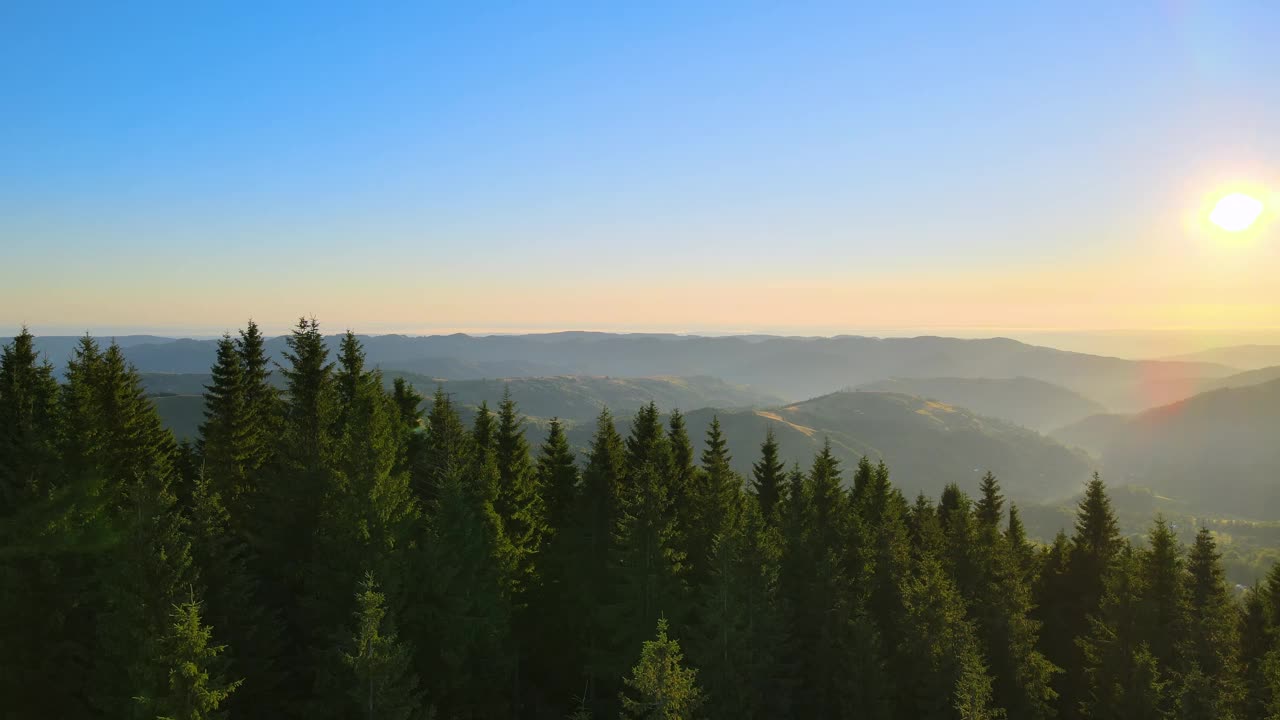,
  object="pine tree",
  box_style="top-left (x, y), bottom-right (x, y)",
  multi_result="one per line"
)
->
top-left (340, 573), bottom-right (428, 720)
top-left (620, 617), bottom-right (704, 720)
top-left (749, 426), bottom-right (786, 525)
